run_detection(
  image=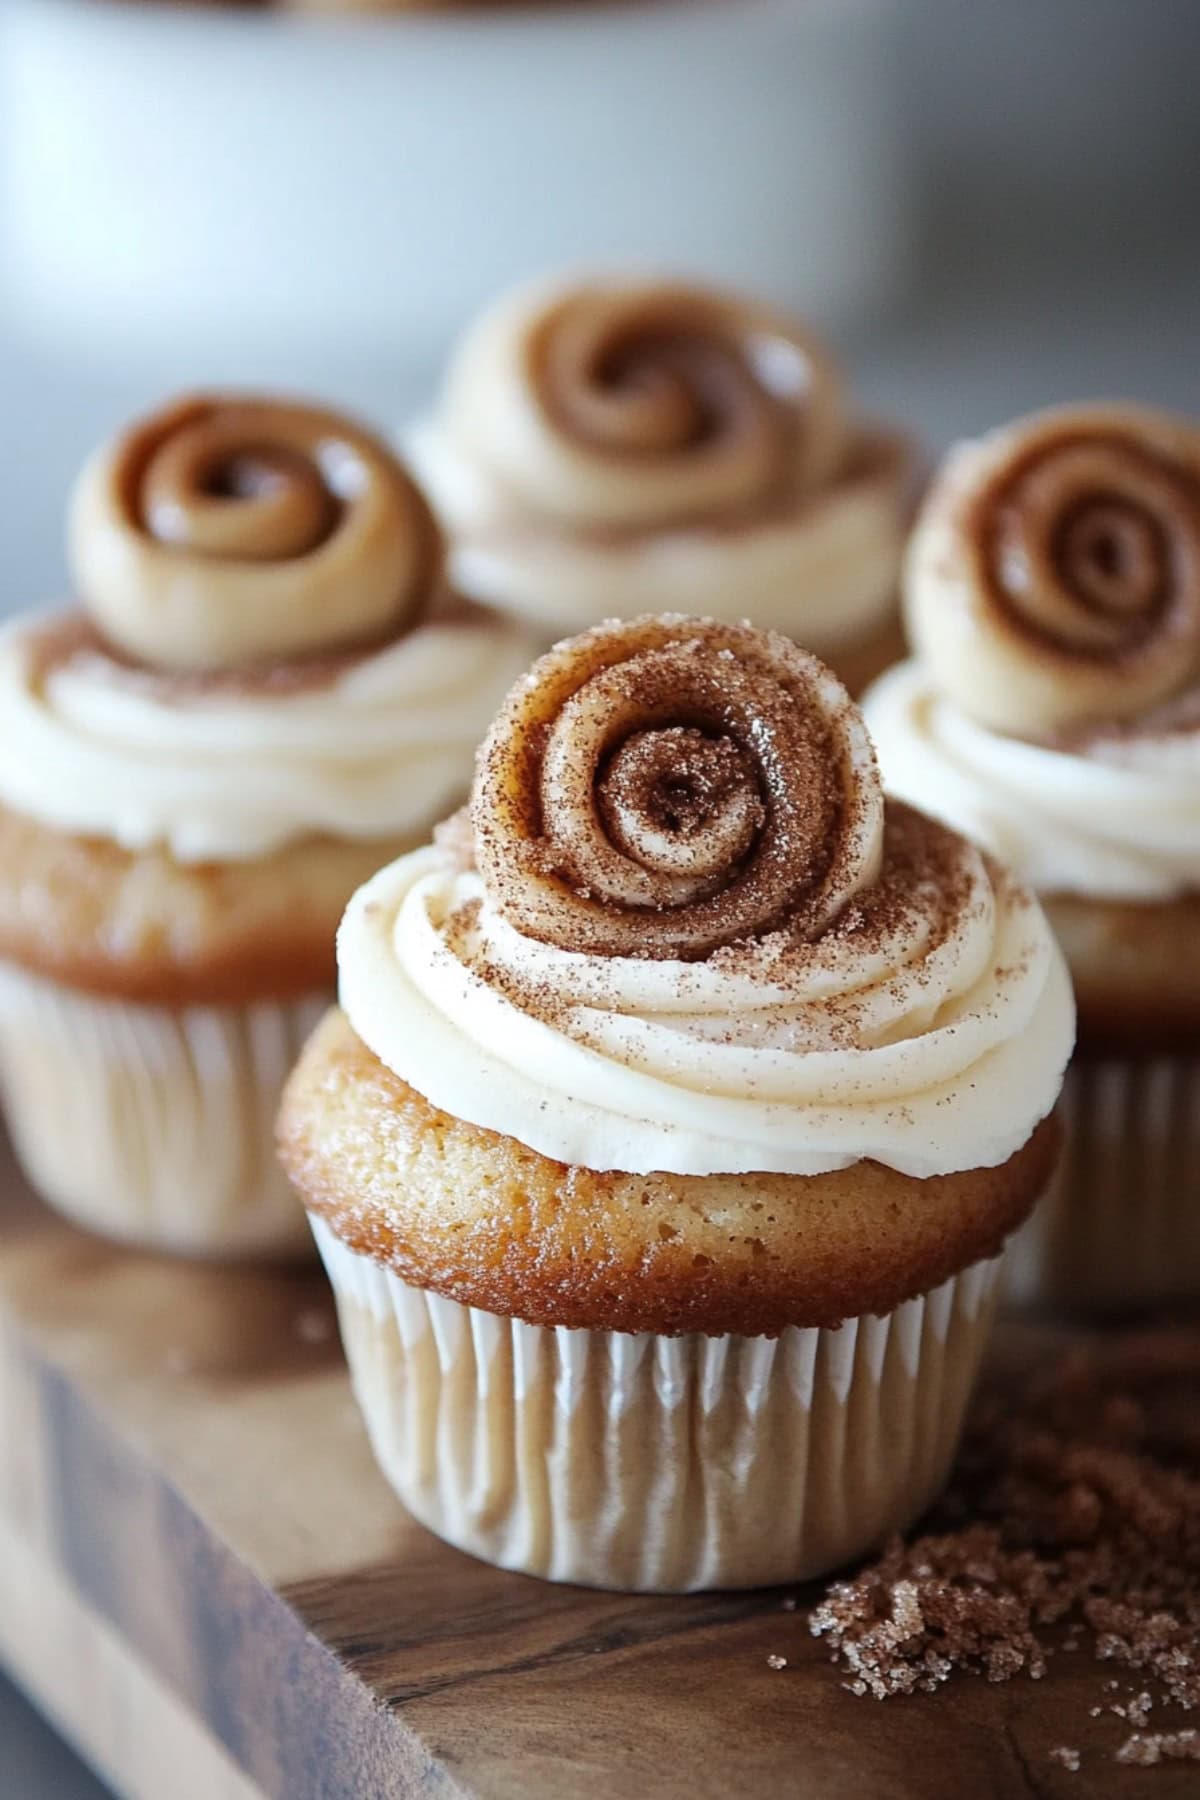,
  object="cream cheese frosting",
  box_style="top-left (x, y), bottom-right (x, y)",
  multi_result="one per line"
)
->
top-left (864, 660), bottom-right (1200, 902)
top-left (338, 814), bottom-right (1072, 1180)
top-left (0, 611), bottom-right (536, 862)
top-left (338, 615), bottom-right (1073, 1180)
top-left (408, 276), bottom-right (911, 645)
top-left (869, 402), bottom-right (1200, 903)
